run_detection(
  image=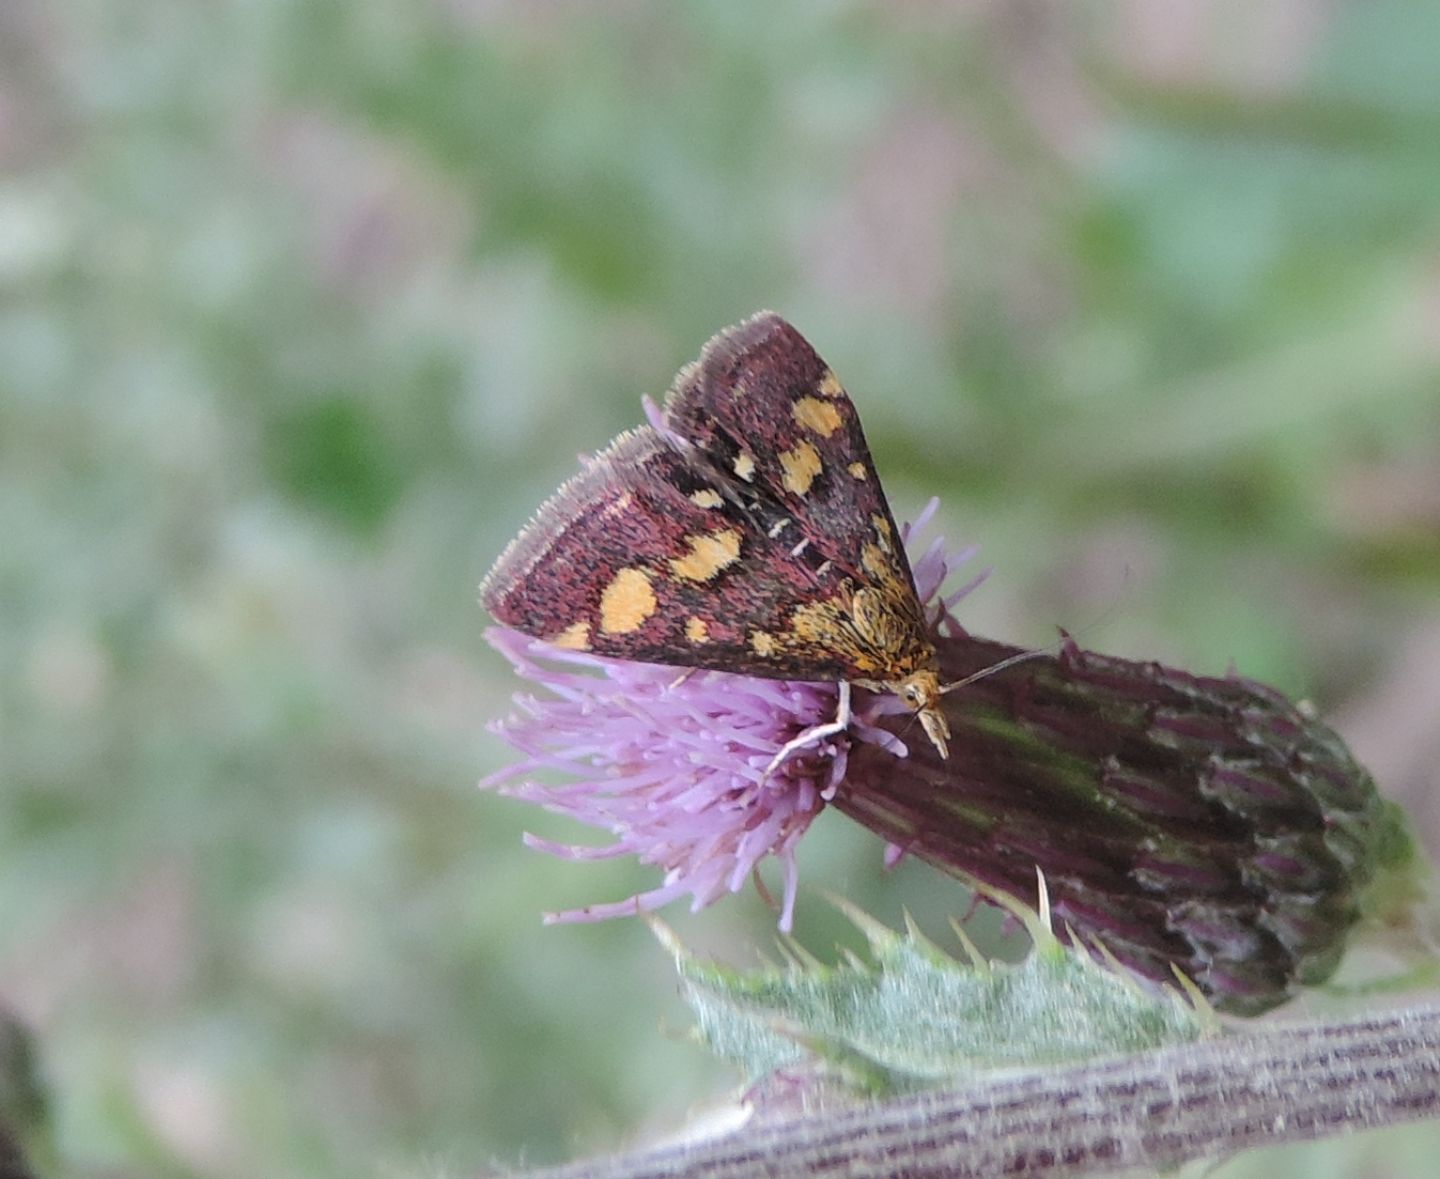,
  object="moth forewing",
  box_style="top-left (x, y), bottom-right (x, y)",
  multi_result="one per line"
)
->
top-left (483, 313), bottom-right (954, 761)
